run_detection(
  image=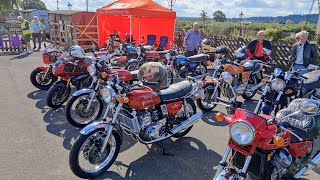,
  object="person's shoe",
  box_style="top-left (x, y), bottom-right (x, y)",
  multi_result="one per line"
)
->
top-left (33, 46), bottom-right (36, 50)
top-left (28, 49), bottom-right (33, 54)
top-left (38, 47), bottom-right (41, 51)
